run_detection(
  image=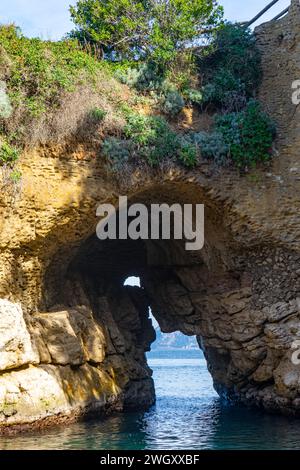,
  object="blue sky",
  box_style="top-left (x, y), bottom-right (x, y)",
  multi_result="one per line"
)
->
top-left (0, 0), bottom-right (291, 40)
